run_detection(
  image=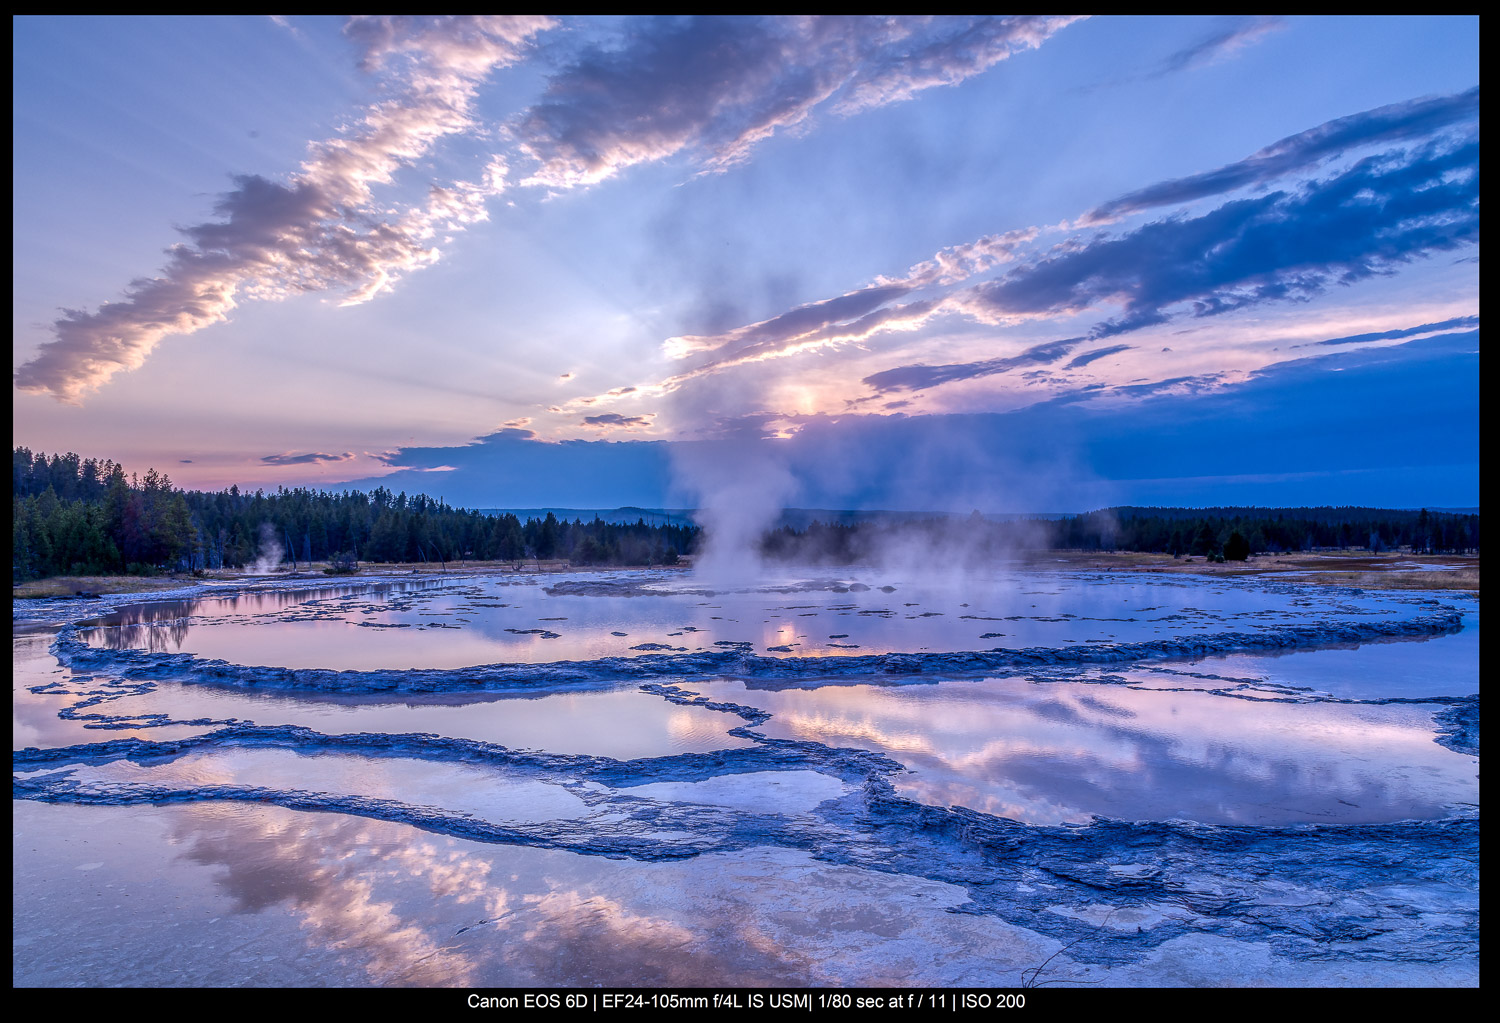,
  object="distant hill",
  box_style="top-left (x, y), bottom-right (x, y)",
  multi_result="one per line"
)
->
top-left (1103, 505), bottom-right (1480, 521)
top-left (771, 508), bottom-right (1076, 528)
top-left (474, 507), bottom-right (1081, 528)
top-left (473, 505), bottom-right (1476, 528)
top-left (475, 507), bottom-right (698, 527)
